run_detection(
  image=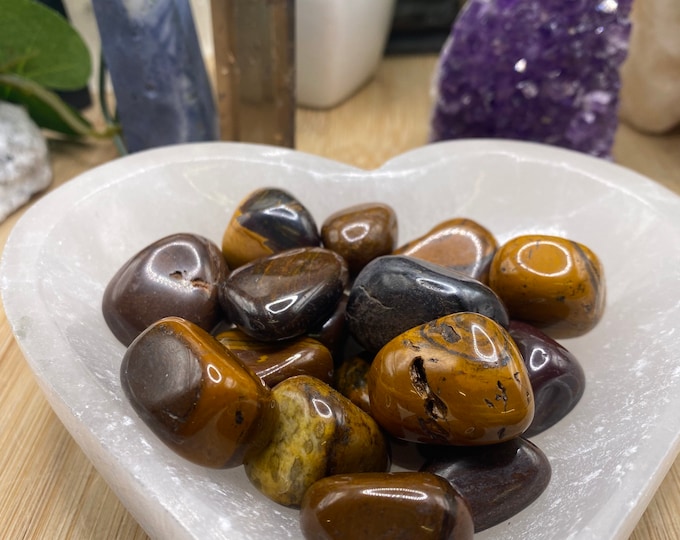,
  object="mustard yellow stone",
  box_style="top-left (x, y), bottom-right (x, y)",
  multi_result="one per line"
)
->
top-left (368, 312), bottom-right (534, 445)
top-left (244, 375), bottom-right (389, 506)
top-left (334, 351), bottom-right (373, 414)
top-left (488, 234), bottom-right (605, 338)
